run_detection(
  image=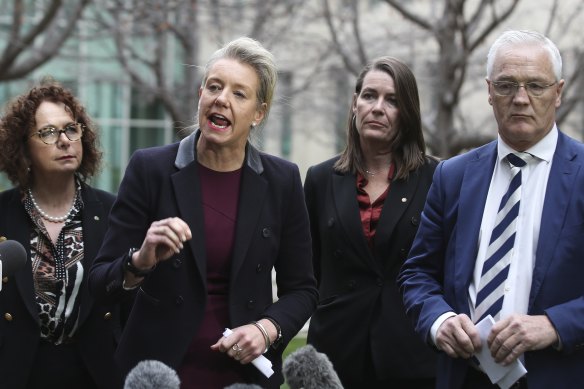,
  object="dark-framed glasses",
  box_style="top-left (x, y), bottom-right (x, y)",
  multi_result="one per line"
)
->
top-left (490, 80), bottom-right (557, 97)
top-left (30, 123), bottom-right (84, 145)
